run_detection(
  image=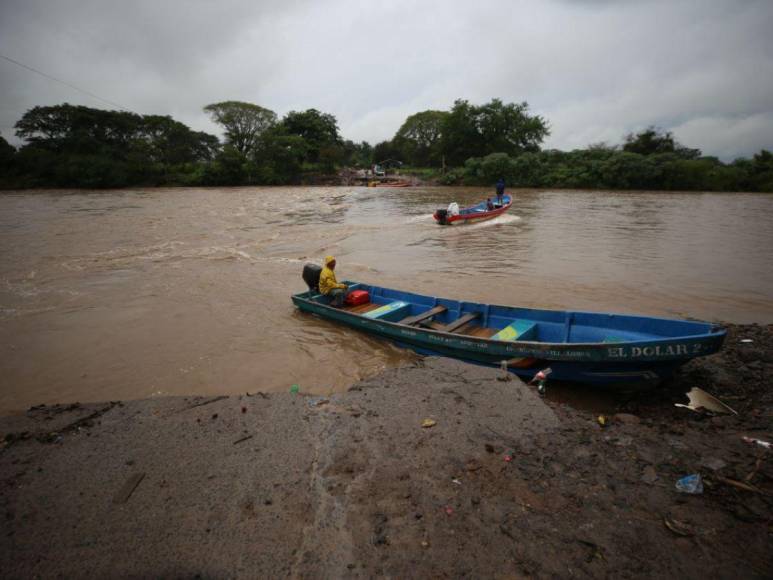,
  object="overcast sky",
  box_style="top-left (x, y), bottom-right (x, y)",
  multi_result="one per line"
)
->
top-left (1, 0), bottom-right (772, 160)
